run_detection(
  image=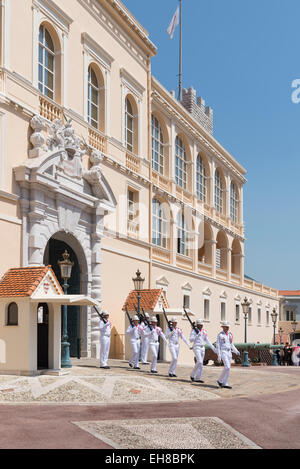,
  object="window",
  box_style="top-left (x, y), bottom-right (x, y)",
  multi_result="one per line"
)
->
top-left (196, 155), bottom-right (207, 202)
top-left (152, 199), bottom-right (167, 249)
top-left (7, 302), bottom-right (18, 326)
top-left (127, 189), bottom-right (139, 235)
top-left (125, 98), bottom-right (134, 153)
top-left (221, 302), bottom-right (226, 321)
top-left (214, 170), bottom-right (223, 214)
top-left (235, 304), bottom-right (240, 323)
top-left (204, 299), bottom-right (210, 320)
top-left (88, 66), bottom-right (100, 129)
top-left (175, 136), bottom-right (188, 189)
top-left (38, 25), bottom-right (55, 100)
top-left (177, 213), bottom-right (189, 256)
top-left (152, 115), bottom-right (164, 175)
top-left (183, 295), bottom-right (190, 309)
top-left (266, 310), bottom-right (270, 325)
top-left (230, 182), bottom-right (238, 223)
top-left (248, 307), bottom-right (252, 324)
top-left (286, 310), bottom-right (295, 321)
top-left (258, 308), bottom-right (261, 324)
